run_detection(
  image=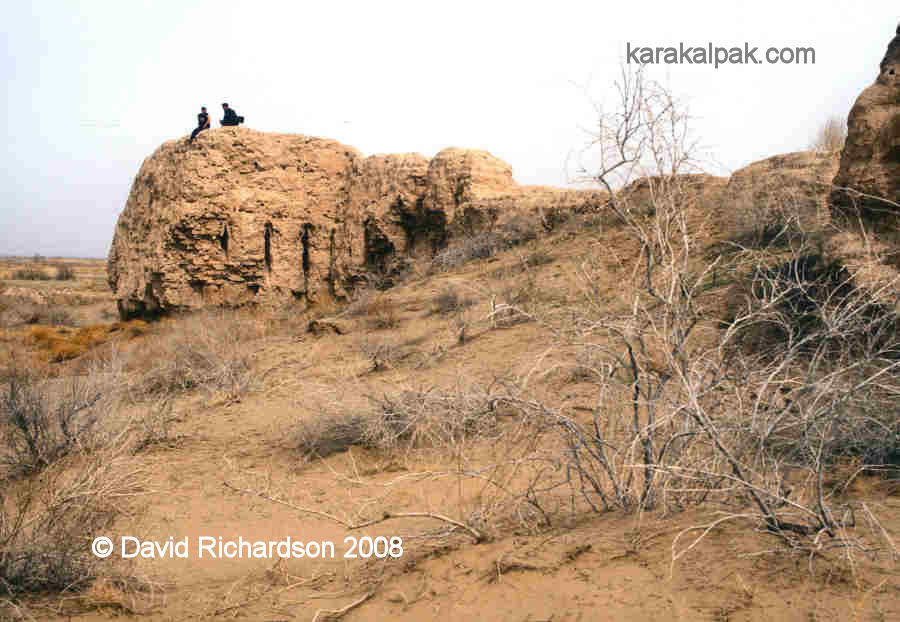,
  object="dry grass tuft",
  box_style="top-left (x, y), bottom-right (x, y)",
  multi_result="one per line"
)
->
top-left (19, 320), bottom-right (147, 363)
top-left (364, 296), bottom-right (399, 330)
top-left (294, 384), bottom-right (504, 461)
top-left (342, 288), bottom-right (399, 329)
top-left (130, 310), bottom-right (263, 399)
